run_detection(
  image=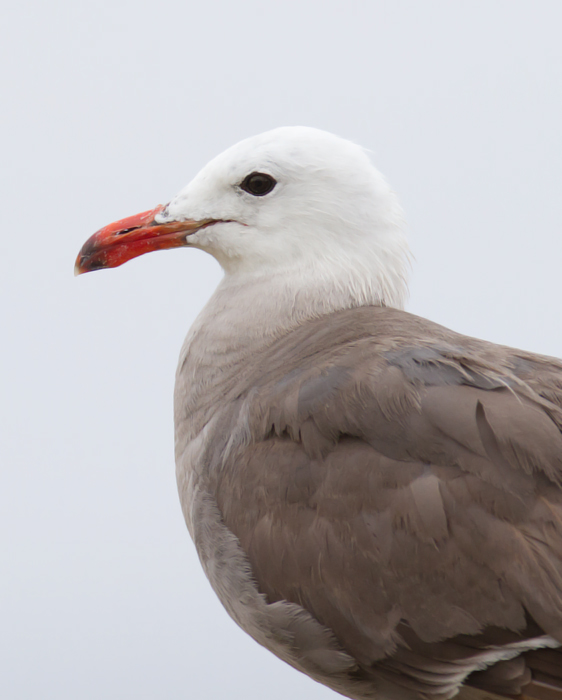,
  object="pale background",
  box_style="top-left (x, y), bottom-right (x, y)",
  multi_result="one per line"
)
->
top-left (2, 2), bottom-right (561, 699)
